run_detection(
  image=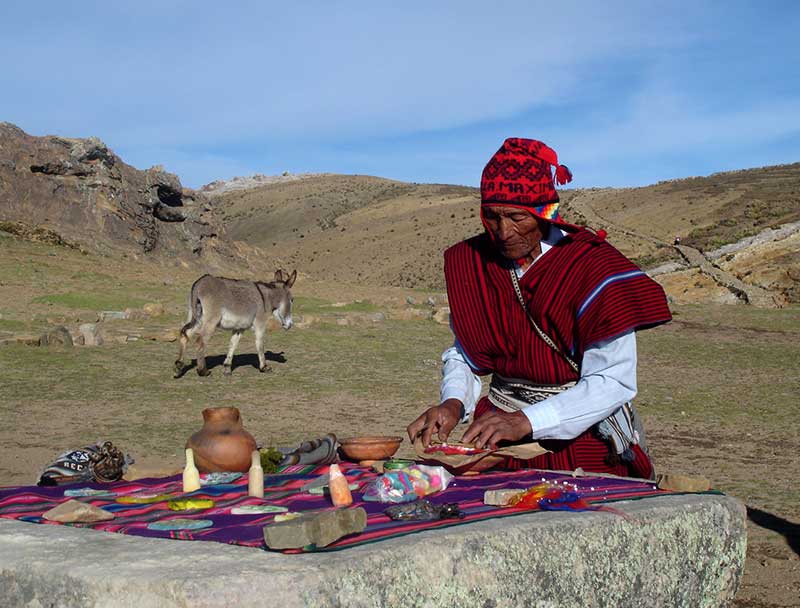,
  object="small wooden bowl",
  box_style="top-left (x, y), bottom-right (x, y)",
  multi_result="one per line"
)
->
top-left (339, 436), bottom-right (403, 462)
